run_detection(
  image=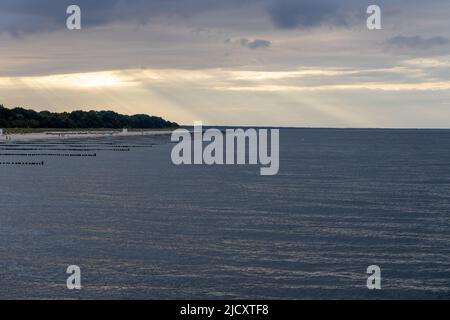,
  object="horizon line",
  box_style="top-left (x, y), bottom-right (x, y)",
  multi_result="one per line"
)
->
top-left (180, 125), bottom-right (450, 130)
